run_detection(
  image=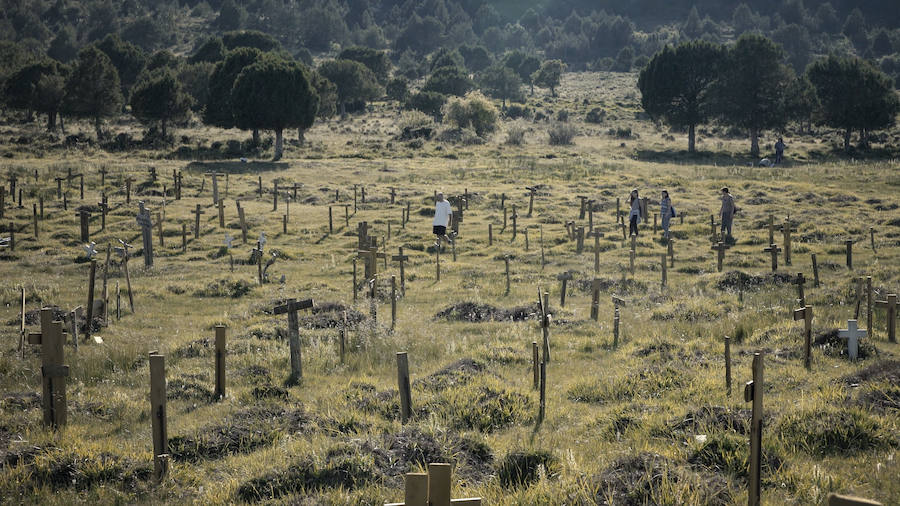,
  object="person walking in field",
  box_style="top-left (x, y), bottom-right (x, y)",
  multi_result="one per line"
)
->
top-left (719, 187), bottom-right (737, 240)
top-left (628, 189), bottom-right (642, 237)
top-left (660, 190), bottom-right (675, 242)
top-left (432, 191), bottom-right (453, 249)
